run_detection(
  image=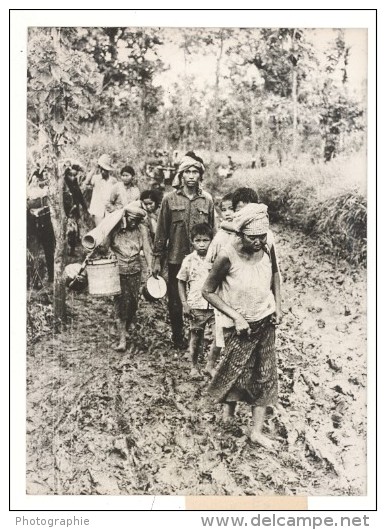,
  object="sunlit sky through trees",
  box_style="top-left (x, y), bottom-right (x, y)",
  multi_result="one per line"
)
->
top-left (143, 28), bottom-right (367, 106)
